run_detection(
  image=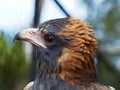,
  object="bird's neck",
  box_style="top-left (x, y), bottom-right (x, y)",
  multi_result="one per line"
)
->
top-left (33, 72), bottom-right (109, 90)
top-left (34, 49), bottom-right (109, 90)
top-left (55, 47), bottom-right (97, 86)
top-left (35, 44), bottom-right (99, 89)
